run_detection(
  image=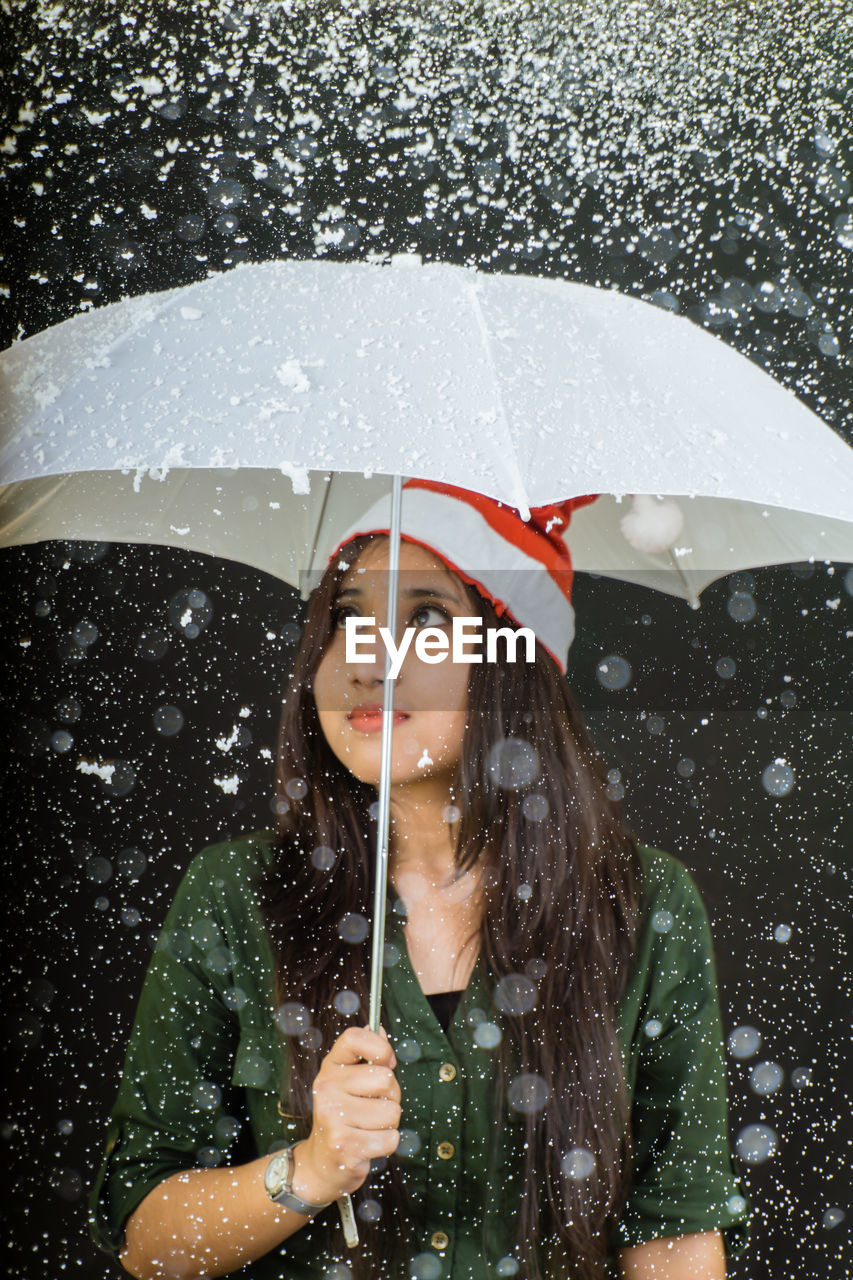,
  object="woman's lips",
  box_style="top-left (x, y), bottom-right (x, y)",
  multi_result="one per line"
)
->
top-left (347, 711), bottom-right (410, 734)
